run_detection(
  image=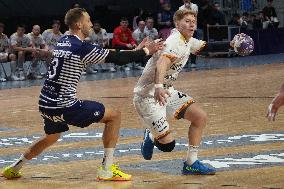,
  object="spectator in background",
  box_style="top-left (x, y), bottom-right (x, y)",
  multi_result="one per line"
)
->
top-left (0, 22), bottom-right (17, 82)
top-left (240, 12), bottom-right (249, 30)
top-left (262, 0), bottom-right (279, 29)
top-left (42, 20), bottom-right (63, 51)
top-left (132, 20), bottom-right (147, 70)
top-left (132, 8), bottom-right (148, 30)
top-left (10, 24), bottom-right (35, 81)
top-left (211, 2), bottom-right (226, 25)
top-left (112, 17), bottom-right (137, 71)
top-left (229, 13), bottom-right (241, 26)
top-left (145, 17), bottom-right (159, 40)
top-left (253, 11), bottom-right (265, 30)
top-left (86, 20), bottom-right (115, 72)
top-left (27, 25), bottom-right (47, 79)
top-left (157, 2), bottom-right (174, 40)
